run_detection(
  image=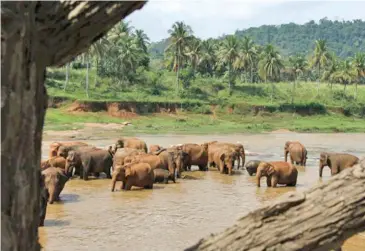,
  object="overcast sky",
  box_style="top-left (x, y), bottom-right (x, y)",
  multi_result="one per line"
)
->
top-left (125, 0), bottom-right (365, 42)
